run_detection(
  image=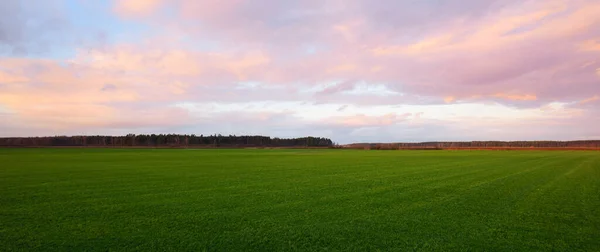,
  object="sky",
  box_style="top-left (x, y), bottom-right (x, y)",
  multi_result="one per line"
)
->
top-left (0, 0), bottom-right (599, 144)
